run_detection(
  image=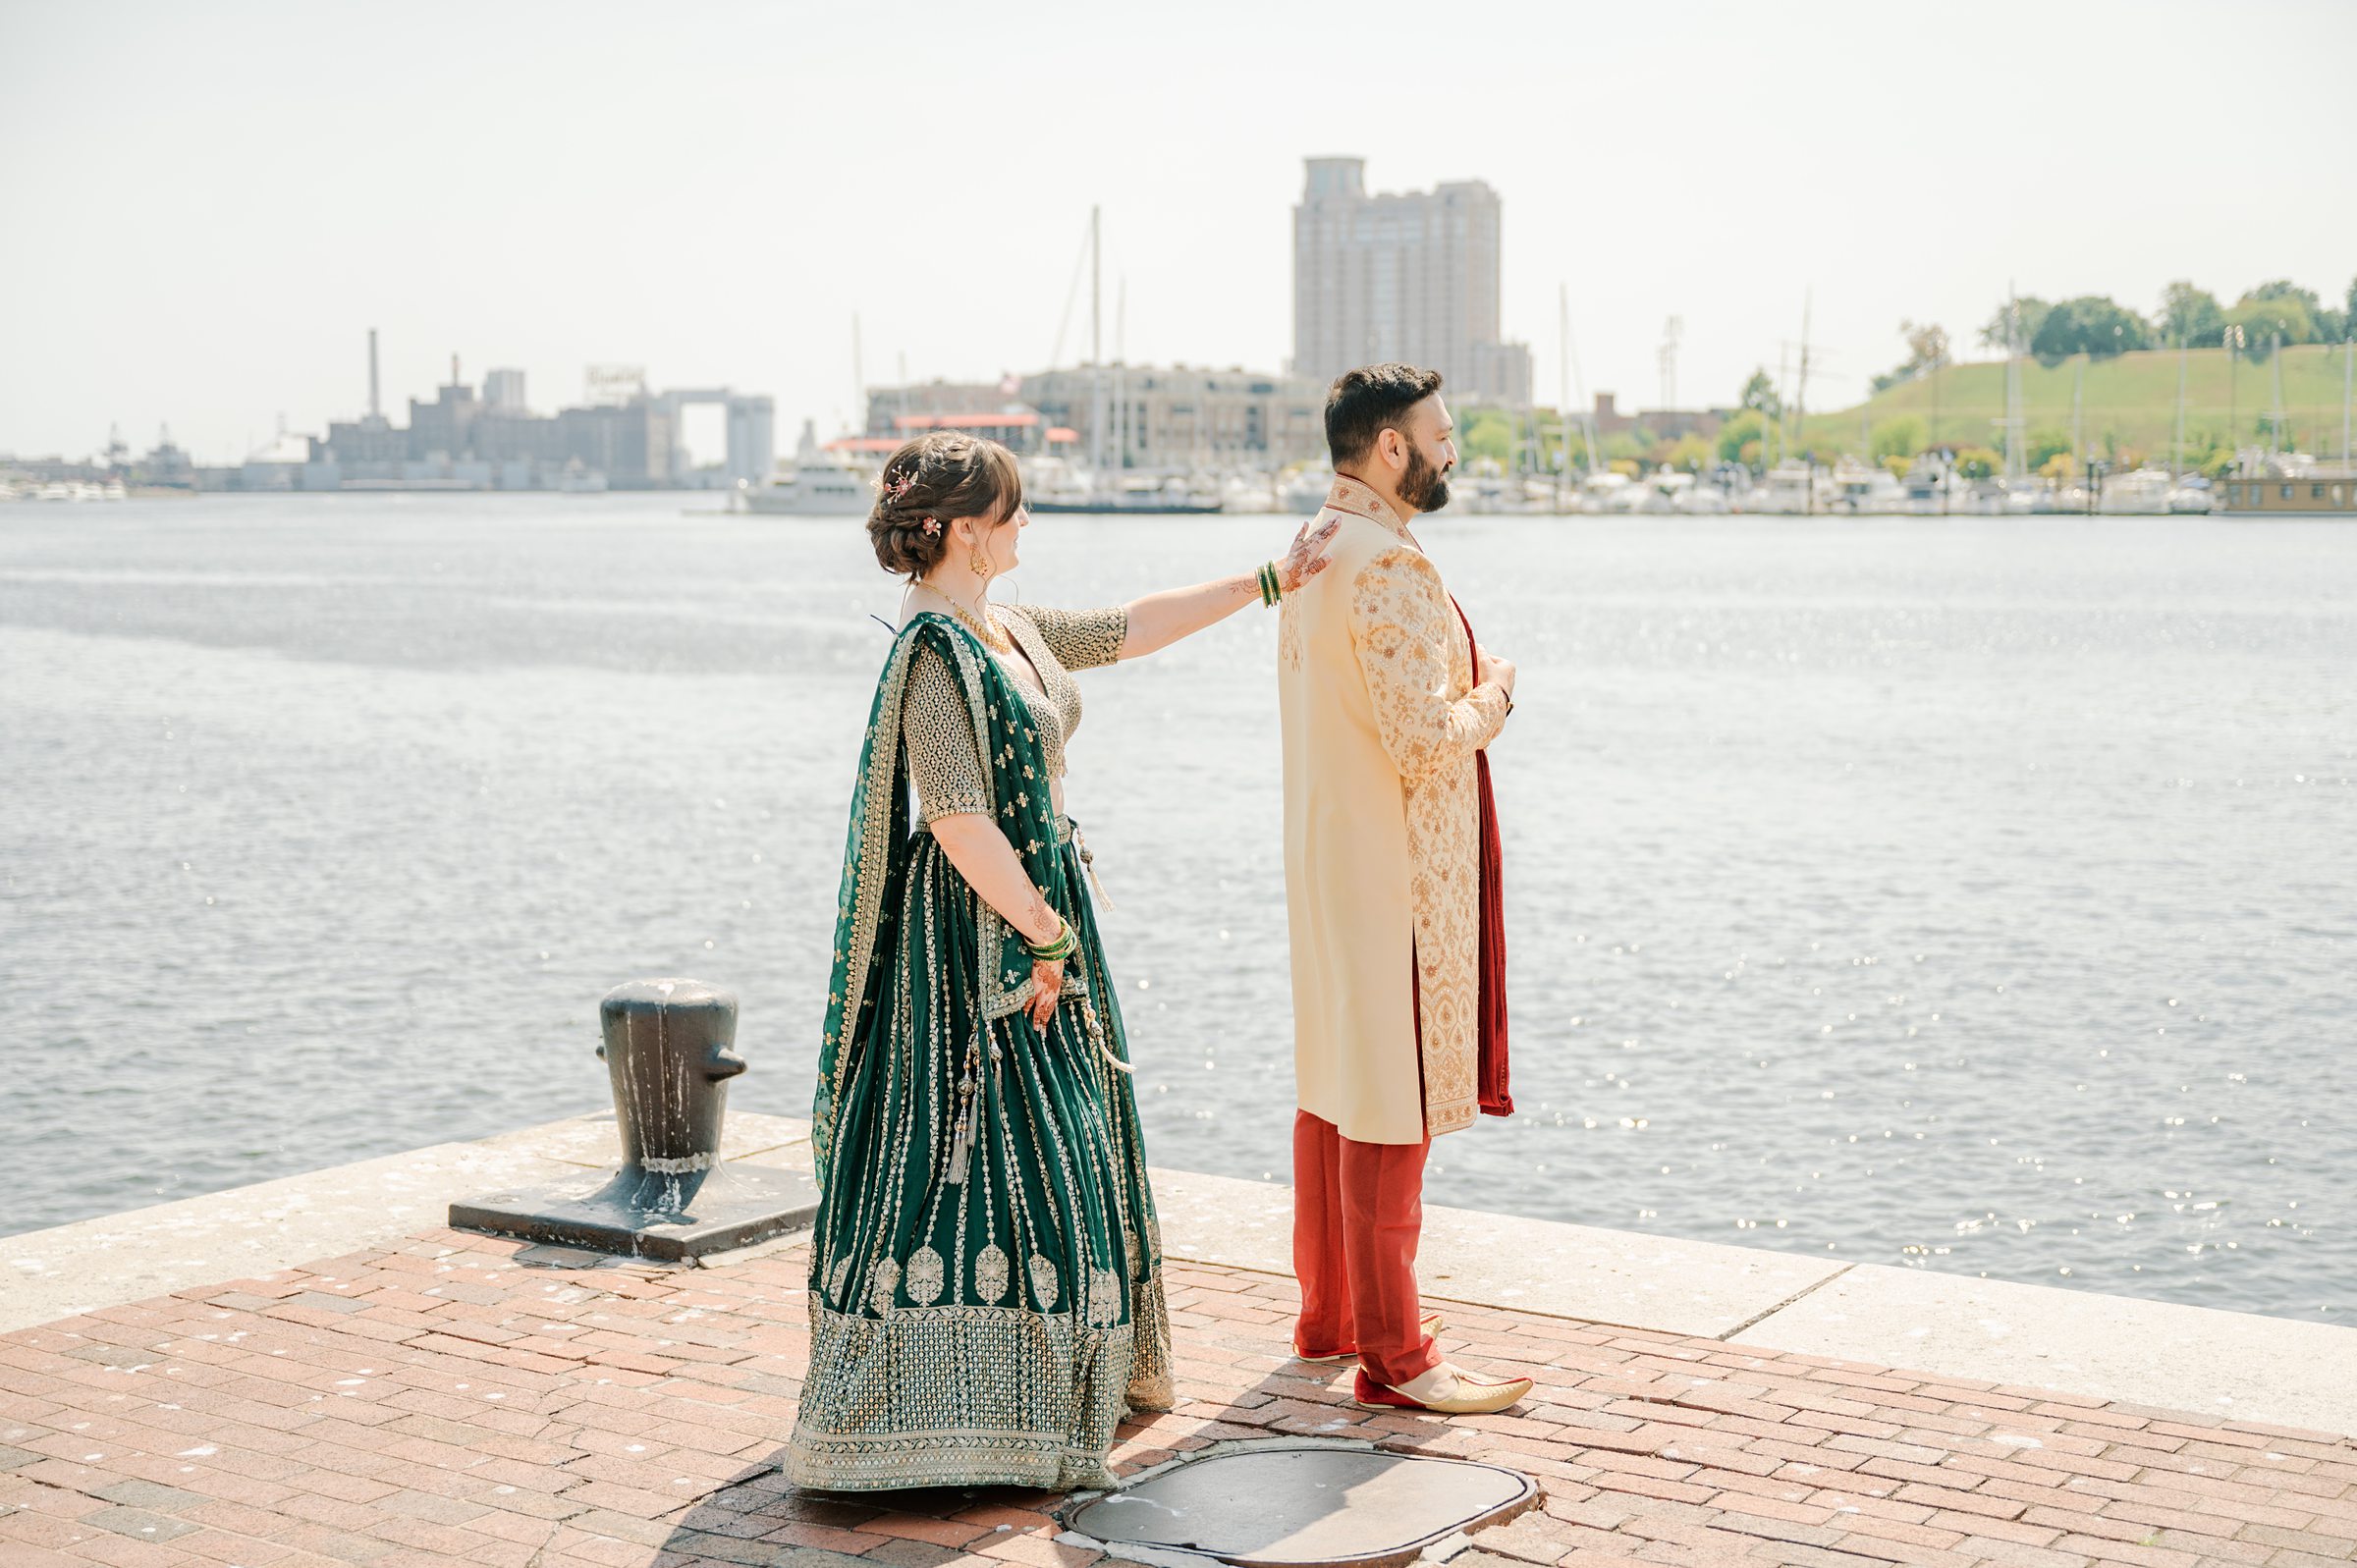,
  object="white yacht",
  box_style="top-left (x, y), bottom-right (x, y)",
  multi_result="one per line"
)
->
top-left (1223, 471), bottom-right (1280, 514)
top-left (2168, 475), bottom-right (2215, 514)
top-left (1576, 470), bottom-right (1633, 514)
top-left (1748, 461), bottom-right (1818, 514)
top-left (1673, 478), bottom-right (1732, 514)
top-left (1822, 459), bottom-right (1905, 514)
top-left (1459, 470), bottom-right (1550, 514)
top-left (2097, 467), bottom-right (2178, 515)
top-left (736, 421), bottom-right (872, 515)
